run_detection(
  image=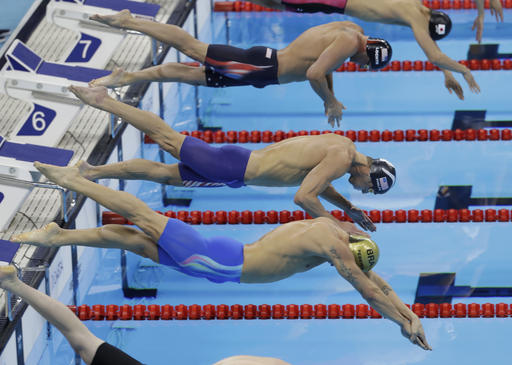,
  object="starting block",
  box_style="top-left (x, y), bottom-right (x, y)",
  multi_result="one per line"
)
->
top-left (0, 137), bottom-right (74, 232)
top-left (46, 0), bottom-right (160, 68)
top-left (1, 40), bottom-right (111, 147)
